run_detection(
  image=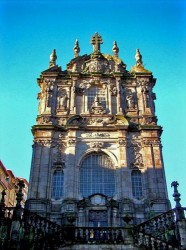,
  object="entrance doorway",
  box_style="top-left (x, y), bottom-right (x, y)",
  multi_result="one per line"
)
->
top-left (89, 210), bottom-right (108, 227)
